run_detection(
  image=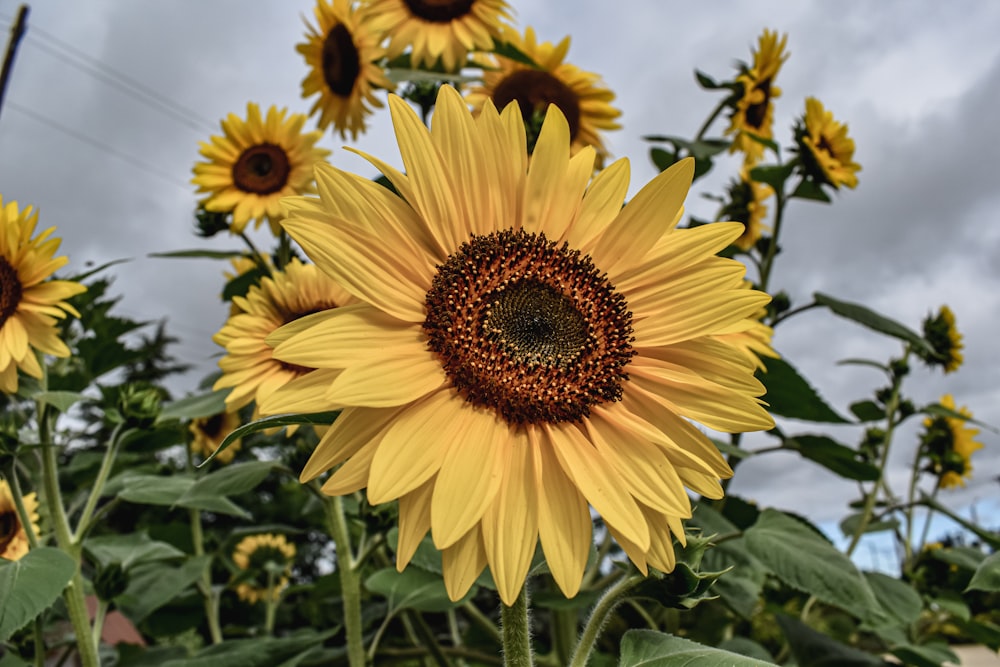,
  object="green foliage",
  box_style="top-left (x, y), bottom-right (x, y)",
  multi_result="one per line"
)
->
top-left (0, 548), bottom-right (76, 642)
